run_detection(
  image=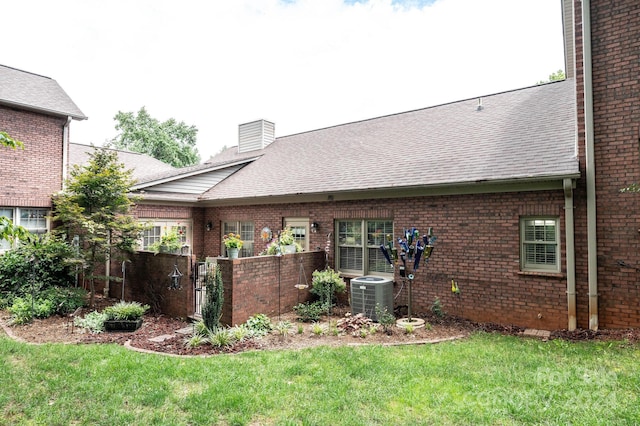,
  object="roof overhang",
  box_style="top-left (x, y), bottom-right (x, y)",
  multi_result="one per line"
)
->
top-left (0, 99), bottom-right (87, 120)
top-left (131, 156), bottom-right (261, 190)
top-left (195, 173), bottom-right (581, 207)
